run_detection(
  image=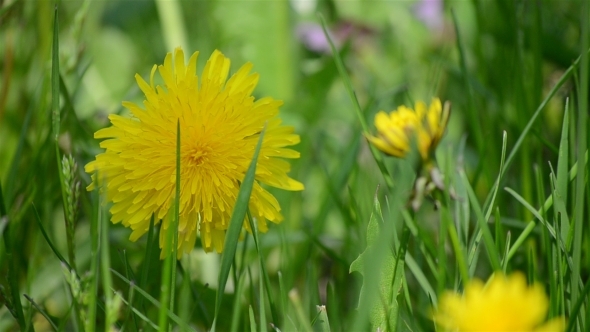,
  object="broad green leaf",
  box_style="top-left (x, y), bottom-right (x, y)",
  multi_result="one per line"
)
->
top-left (350, 196), bottom-right (403, 331)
